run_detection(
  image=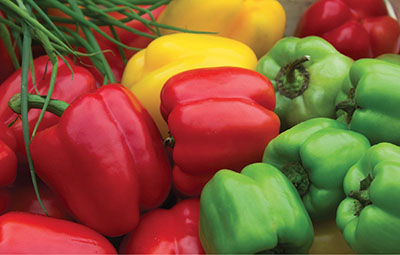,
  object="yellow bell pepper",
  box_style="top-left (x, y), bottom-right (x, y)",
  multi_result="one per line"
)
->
top-left (156, 0), bottom-right (286, 59)
top-left (121, 33), bottom-right (257, 138)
